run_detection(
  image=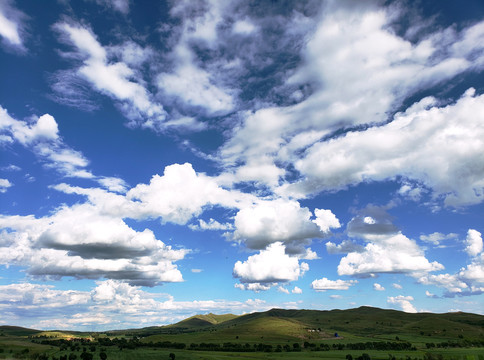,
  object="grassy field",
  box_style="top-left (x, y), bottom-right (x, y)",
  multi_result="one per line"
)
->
top-left (5, 346), bottom-right (483, 360)
top-left (1, 307), bottom-right (484, 359)
top-left (1, 335), bottom-right (483, 359)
